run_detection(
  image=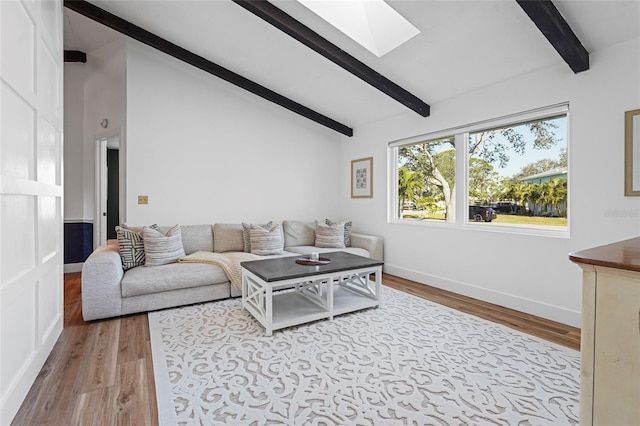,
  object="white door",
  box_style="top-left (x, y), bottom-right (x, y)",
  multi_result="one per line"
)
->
top-left (0, 0), bottom-right (64, 423)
